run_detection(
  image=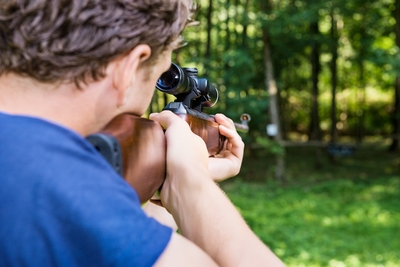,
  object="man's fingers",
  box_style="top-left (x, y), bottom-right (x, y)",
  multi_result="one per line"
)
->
top-left (149, 111), bottom-right (175, 129)
top-left (214, 113), bottom-right (235, 130)
top-left (150, 110), bottom-right (208, 157)
top-left (150, 111), bottom-right (189, 132)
